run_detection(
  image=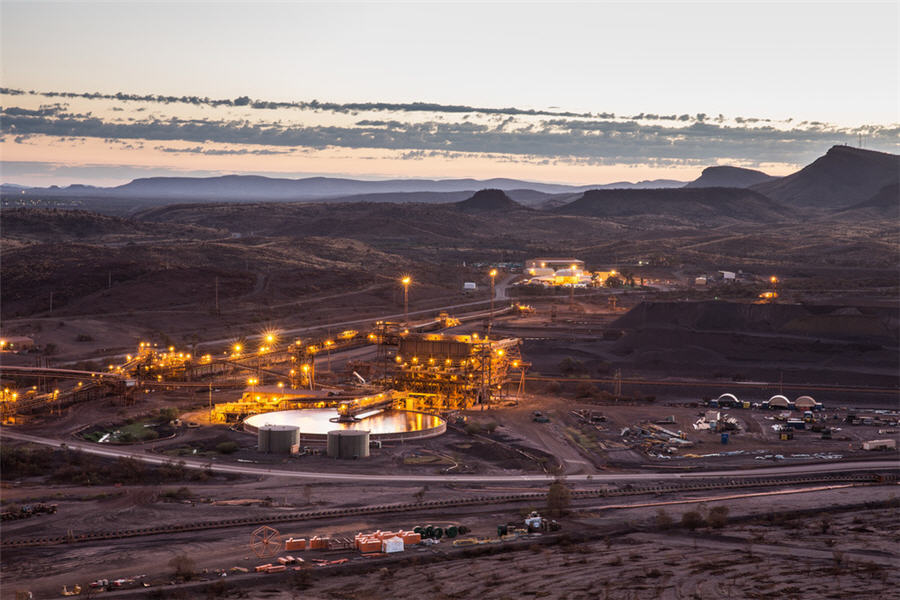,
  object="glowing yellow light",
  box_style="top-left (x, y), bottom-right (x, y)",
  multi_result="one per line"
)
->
top-left (490, 269), bottom-right (497, 277)
top-left (770, 276), bottom-right (778, 284)
top-left (301, 364), bottom-right (310, 373)
top-left (401, 276), bottom-right (411, 286)
top-left (233, 344), bottom-right (242, 353)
